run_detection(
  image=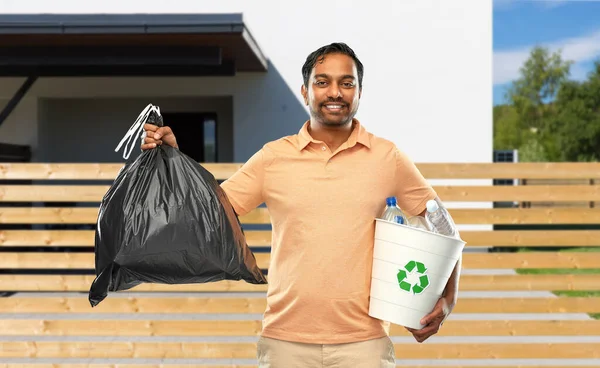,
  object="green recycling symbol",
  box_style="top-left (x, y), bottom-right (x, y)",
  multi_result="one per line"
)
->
top-left (397, 260), bottom-right (430, 294)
